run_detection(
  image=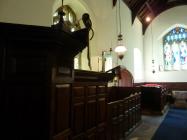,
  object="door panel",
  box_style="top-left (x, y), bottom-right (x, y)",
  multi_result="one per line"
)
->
top-left (72, 87), bottom-right (85, 136)
top-left (53, 84), bottom-right (71, 139)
